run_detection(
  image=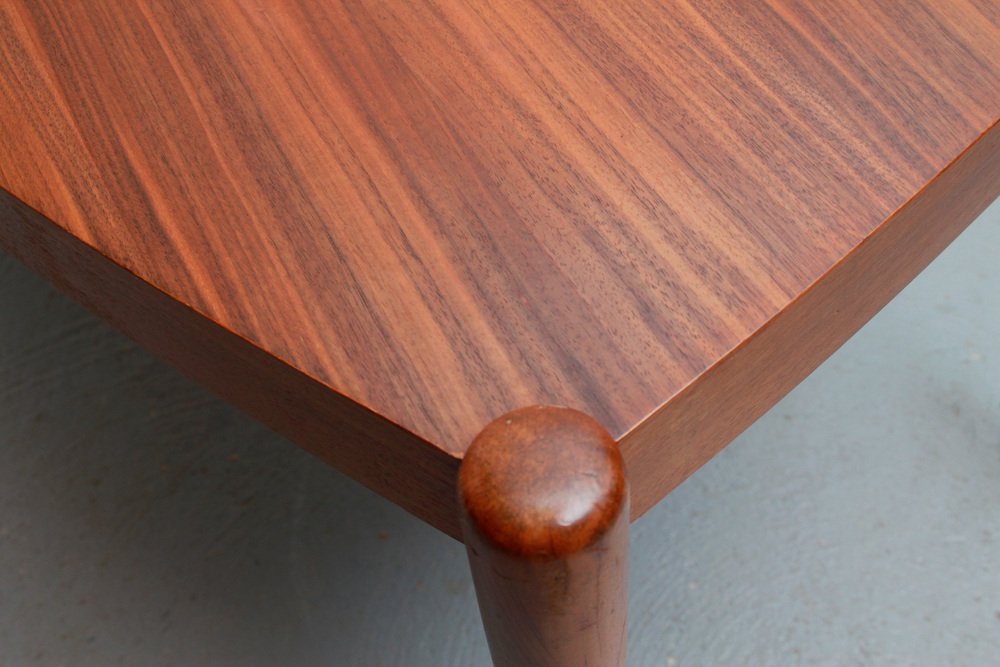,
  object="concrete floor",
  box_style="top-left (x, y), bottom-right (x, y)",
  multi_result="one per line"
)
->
top-left (0, 198), bottom-right (998, 666)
